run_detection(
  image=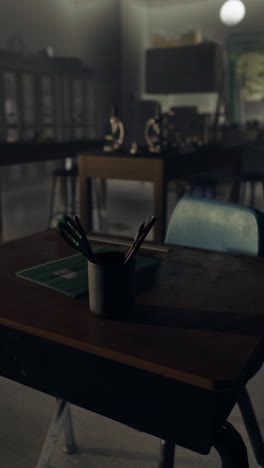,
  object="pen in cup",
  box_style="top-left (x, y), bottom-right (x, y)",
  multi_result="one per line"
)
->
top-left (125, 221), bottom-right (145, 261)
top-left (124, 216), bottom-right (157, 264)
top-left (56, 215), bottom-right (96, 263)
